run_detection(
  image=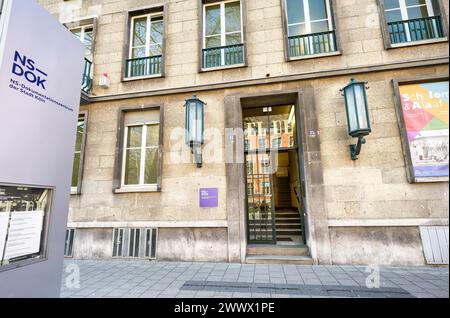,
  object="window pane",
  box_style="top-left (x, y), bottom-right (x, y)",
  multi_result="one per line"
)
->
top-left (132, 47), bottom-right (146, 58)
top-left (310, 20), bottom-right (330, 33)
top-left (205, 35), bottom-right (221, 48)
top-left (144, 148), bottom-right (159, 184)
top-left (406, 0), bottom-right (426, 6)
top-left (406, 6), bottom-right (429, 19)
top-left (71, 152), bottom-right (80, 187)
top-left (225, 1), bottom-right (241, 33)
top-left (150, 20), bottom-right (163, 45)
top-left (205, 5), bottom-right (221, 36)
top-left (71, 28), bottom-right (82, 39)
top-left (127, 126), bottom-right (142, 148)
top-left (84, 28), bottom-right (93, 57)
top-left (133, 17), bottom-right (147, 47)
top-left (146, 124), bottom-right (160, 147)
top-left (385, 9), bottom-right (402, 22)
top-left (309, 0), bottom-right (328, 21)
top-left (125, 149), bottom-right (141, 185)
top-left (75, 119), bottom-right (84, 152)
top-left (288, 23), bottom-right (307, 36)
top-left (226, 33), bottom-right (242, 45)
top-left (149, 44), bottom-right (162, 56)
top-left (384, 0), bottom-right (400, 10)
top-left (286, 0), bottom-right (305, 24)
